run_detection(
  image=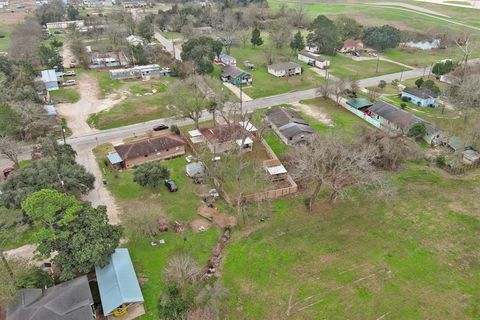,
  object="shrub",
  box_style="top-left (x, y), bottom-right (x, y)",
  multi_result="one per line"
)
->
top-left (401, 96), bottom-right (409, 102)
top-left (378, 80), bottom-right (387, 89)
top-left (417, 101), bottom-right (421, 106)
top-left (133, 161), bottom-right (170, 189)
top-left (16, 268), bottom-right (54, 289)
top-left (408, 122), bottom-right (427, 139)
top-left (303, 196), bottom-right (310, 208)
top-left (436, 155), bottom-right (446, 167)
top-left (170, 124), bottom-right (180, 135)
top-left (400, 103), bottom-right (407, 109)
top-left (415, 77), bottom-right (424, 88)
top-left (391, 79), bottom-right (399, 87)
